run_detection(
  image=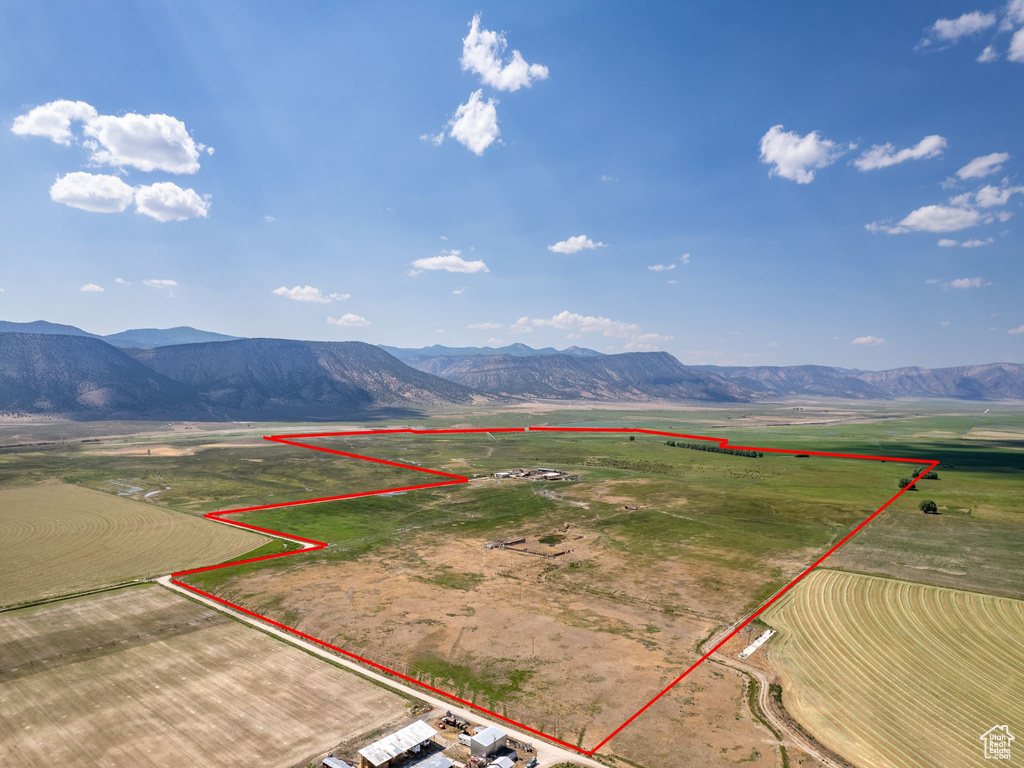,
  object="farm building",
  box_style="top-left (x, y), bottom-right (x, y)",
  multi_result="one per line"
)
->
top-left (409, 755), bottom-right (452, 768)
top-left (489, 757), bottom-right (515, 768)
top-left (470, 726), bottom-right (507, 757)
top-left (323, 758), bottom-right (356, 768)
top-left (358, 721), bottom-right (438, 768)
